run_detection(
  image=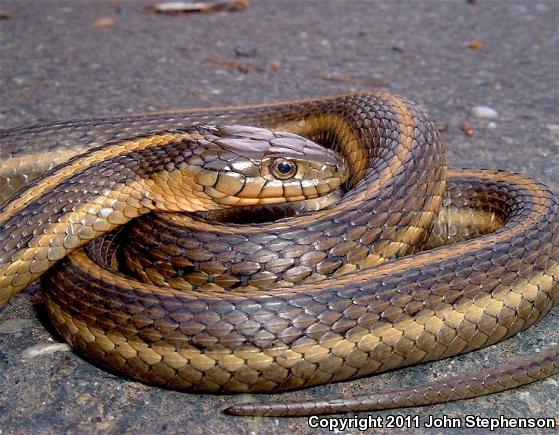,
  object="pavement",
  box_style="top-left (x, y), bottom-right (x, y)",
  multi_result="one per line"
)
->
top-left (0, 0), bottom-right (558, 433)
